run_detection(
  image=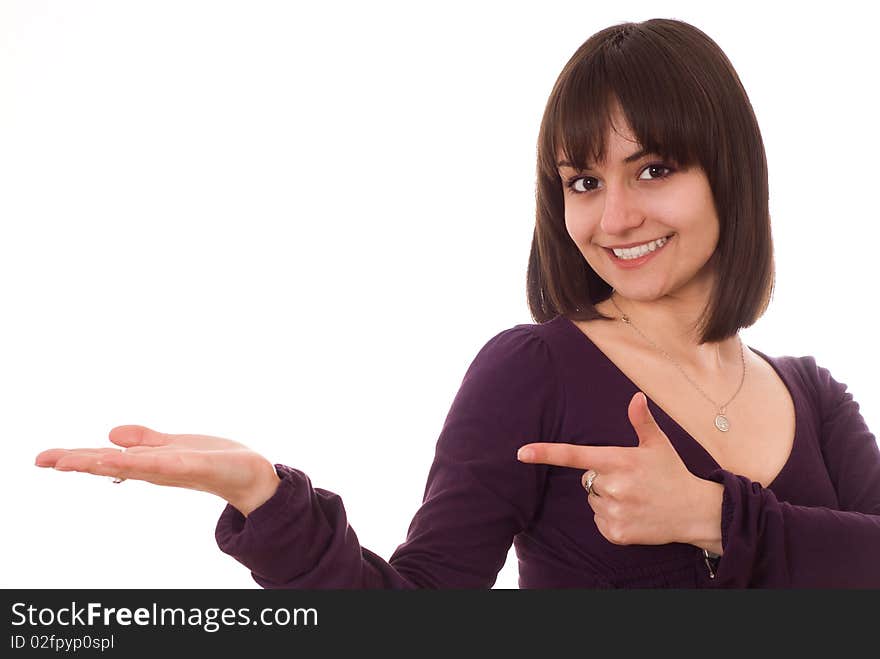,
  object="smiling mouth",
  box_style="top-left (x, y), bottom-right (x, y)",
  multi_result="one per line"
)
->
top-left (603, 233), bottom-right (675, 259)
